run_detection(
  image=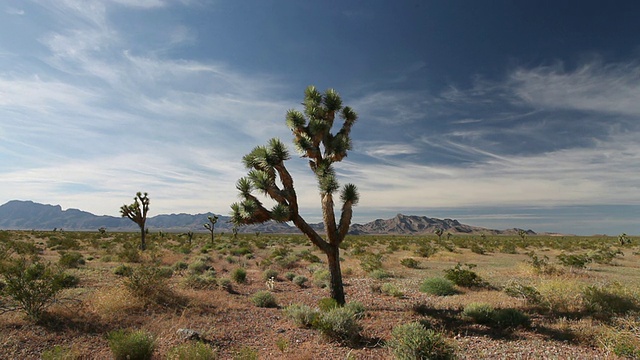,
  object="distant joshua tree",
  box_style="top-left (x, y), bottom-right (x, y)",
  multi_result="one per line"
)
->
top-left (618, 233), bottom-right (630, 246)
top-left (231, 86), bottom-right (358, 305)
top-left (203, 215), bottom-right (219, 245)
top-left (434, 228), bottom-right (444, 241)
top-left (120, 192), bottom-right (150, 250)
top-left (518, 229), bottom-right (527, 241)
